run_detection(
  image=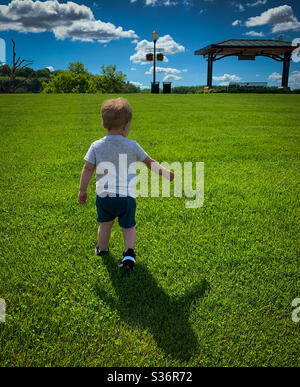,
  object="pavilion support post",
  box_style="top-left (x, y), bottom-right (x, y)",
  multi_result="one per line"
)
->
top-left (281, 53), bottom-right (291, 88)
top-left (207, 53), bottom-right (213, 88)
